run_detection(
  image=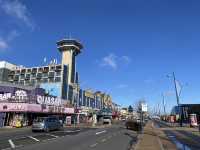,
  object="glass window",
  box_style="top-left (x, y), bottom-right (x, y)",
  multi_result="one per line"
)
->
top-left (55, 77), bottom-right (61, 82)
